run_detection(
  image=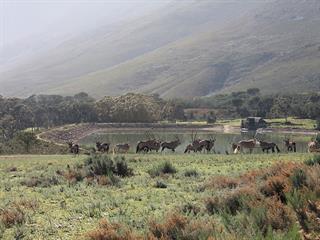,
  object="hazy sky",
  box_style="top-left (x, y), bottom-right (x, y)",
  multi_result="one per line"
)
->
top-left (0, 0), bottom-right (171, 48)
